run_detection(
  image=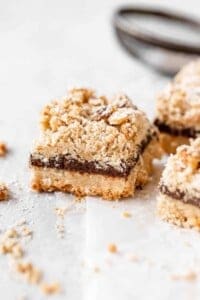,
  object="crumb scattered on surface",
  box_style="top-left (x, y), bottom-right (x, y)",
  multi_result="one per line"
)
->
top-left (0, 228), bottom-right (23, 259)
top-left (0, 221), bottom-right (62, 295)
top-left (171, 271), bottom-right (197, 281)
top-left (17, 296), bottom-right (27, 300)
top-left (74, 195), bottom-right (85, 202)
top-left (0, 142), bottom-right (8, 157)
top-left (108, 243), bottom-right (117, 253)
top-left (122, 211), bottom-right (132, 218)
top-left (93, 266), bottom-right (101, 273)
top-left (54, 207), bottom-right (67, 218)
top-left (15, 218), bottom-right (27, 227)
top-left (55, 221), bottom-right (65, 238)
top-left (16, 261), bottom-right (42, 284)
top-left (0, 182), bottom-right (9, 201)
top-left (184, 241), bottom-right (191, 247)
top-left (5, 228), bottom-right (18, 239)
top-left (40, 282), bottom-right (61, 295)
top-left (21, 226), bottom-right (33, 237)
top-left (127, 254), bottom-right (139, 262)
